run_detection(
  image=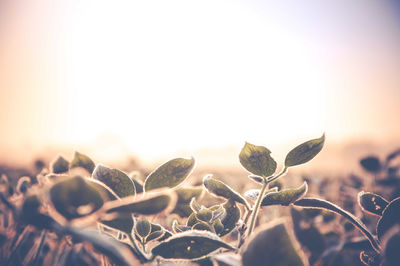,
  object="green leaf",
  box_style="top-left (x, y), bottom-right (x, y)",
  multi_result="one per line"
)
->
top-left (241, 220), bottom-right (307, 266)
top-left (212, 219), bottom-right (224, 235)
top-left (135, 218), bottom-right (151, 239)
top-left (187, 212), bottom-right (200, 227)
top-left (358, 192), bottom-right (388, 216)
top-left (220, 200), bottom-right (240, 237)
top-left (151, 231), bottom-right (235, 259)
top-left (92, 164), bottom-right (135, 198)
top-left (190, 197), bottom-right (201, 213)
top-left (144, 157), bottom-right (195, 191)
top-left (172, 220), bottom-right (190, 233)
top-left (261, 182), bottom-right (308, 206)
top-left (196, 208), bottom-right (213, 223)
top-left (50, 176), bottom-right (104, 220)
top-left (146, 223), bottom-right (165, 242)
top-left (51, 156), bottom-right (69, 174)
top-left (105, 191), bottom-right (176, 216)
top-left (239, 142), bottom-right (277, 177)
top-left (203, 175), bottom-right (250, 210)
top-left (285, 134), bottom-right (325, 167)
top-left (70, 152), bottom-right (96, 174)
top-left (294, 197), bottom-right (380, 252)
top-left (377, 197), bottom-right (400, 240)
